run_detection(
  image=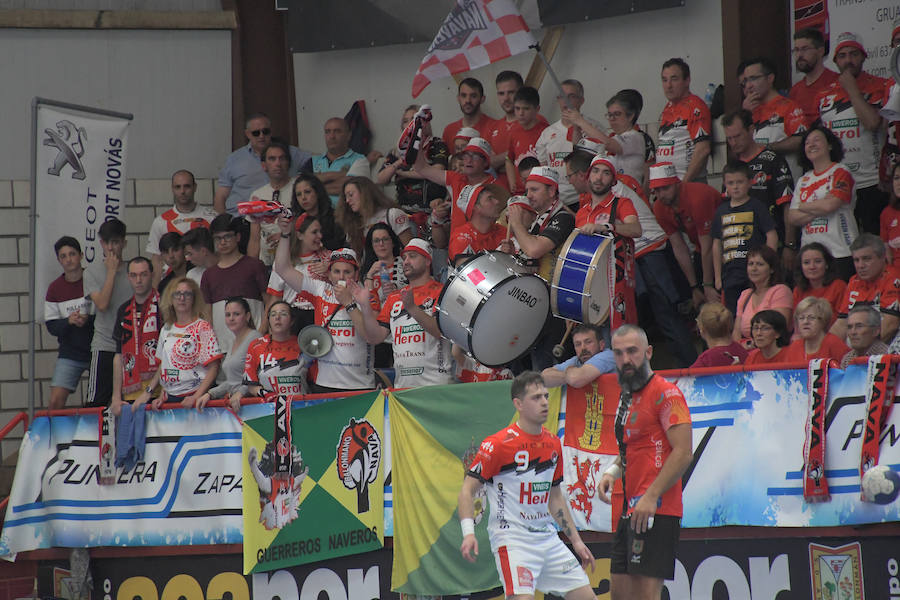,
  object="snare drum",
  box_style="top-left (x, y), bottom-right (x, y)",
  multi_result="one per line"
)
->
top-left (551, 232), bottom-right (613, 325)
top-left (437, 251), bottom-right (549, 366)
